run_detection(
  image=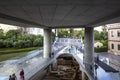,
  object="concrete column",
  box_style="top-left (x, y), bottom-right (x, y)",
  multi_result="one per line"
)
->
top-left (43, 29), bottom-right (52, 58)
top-left (55, 29), bottom-right (58, 37)
top-left (84, 27), bottom-right (94, 78)
top-left (55, 29), bottom-right (58, 41)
